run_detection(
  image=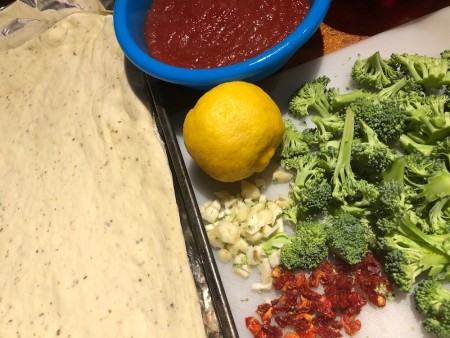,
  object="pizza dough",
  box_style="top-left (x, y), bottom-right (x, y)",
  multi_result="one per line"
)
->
top-left (0, 12), bottom-right (207, 338)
